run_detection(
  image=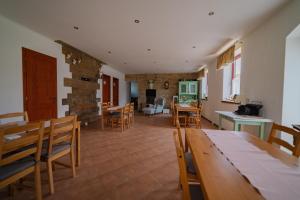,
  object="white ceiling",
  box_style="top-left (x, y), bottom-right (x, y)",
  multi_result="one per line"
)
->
top-left (0, 0), bottom-right (289, 74)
